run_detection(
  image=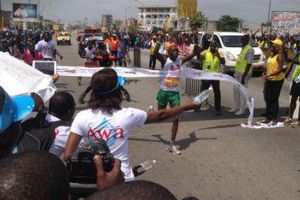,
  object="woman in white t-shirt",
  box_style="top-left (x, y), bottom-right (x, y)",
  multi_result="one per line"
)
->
top-left (64, 68), bottom-right (203, 181)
